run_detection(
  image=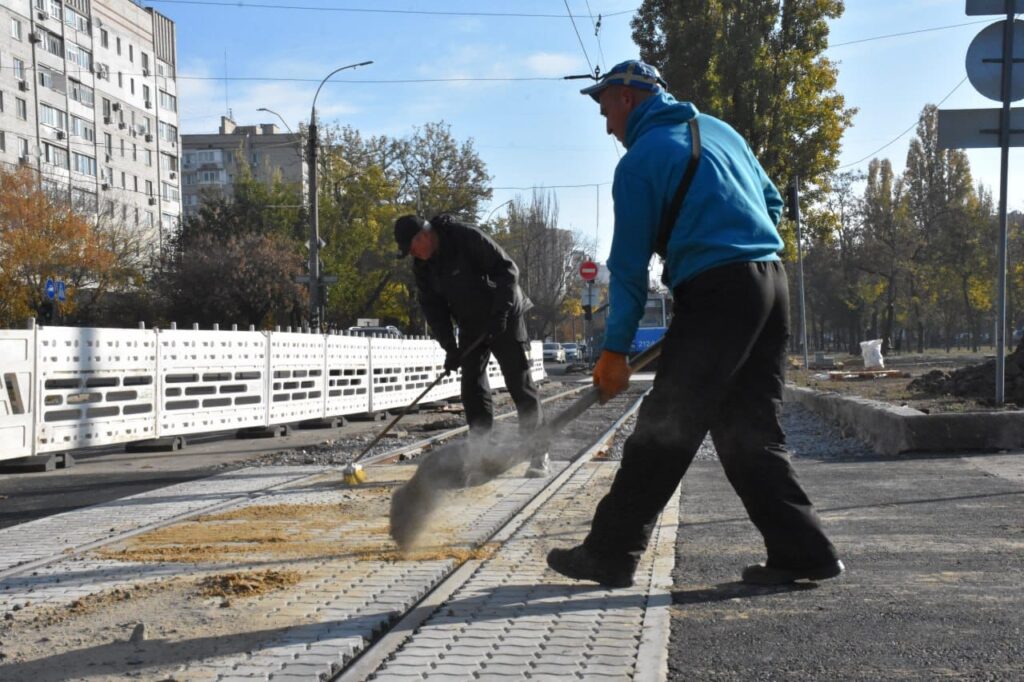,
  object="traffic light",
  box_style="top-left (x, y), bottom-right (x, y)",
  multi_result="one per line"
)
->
top-left (39, 300), bottom-right (54, 324)
top-left (583, 305), bottom-right (592, 321)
